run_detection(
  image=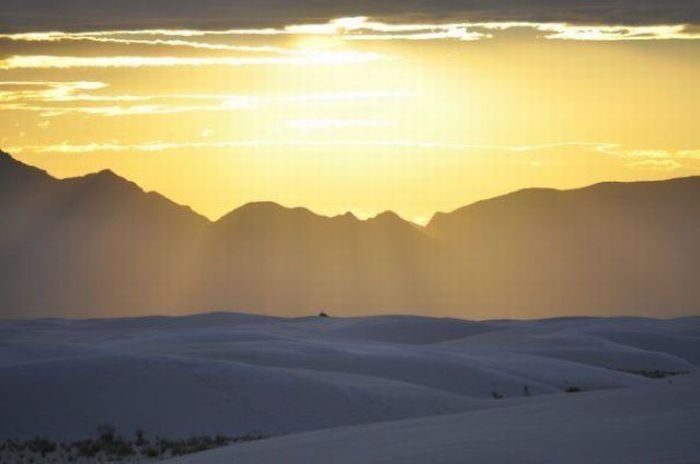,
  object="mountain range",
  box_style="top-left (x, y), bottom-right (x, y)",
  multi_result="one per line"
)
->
top-left (1, 149), bottom-right (699, 319)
